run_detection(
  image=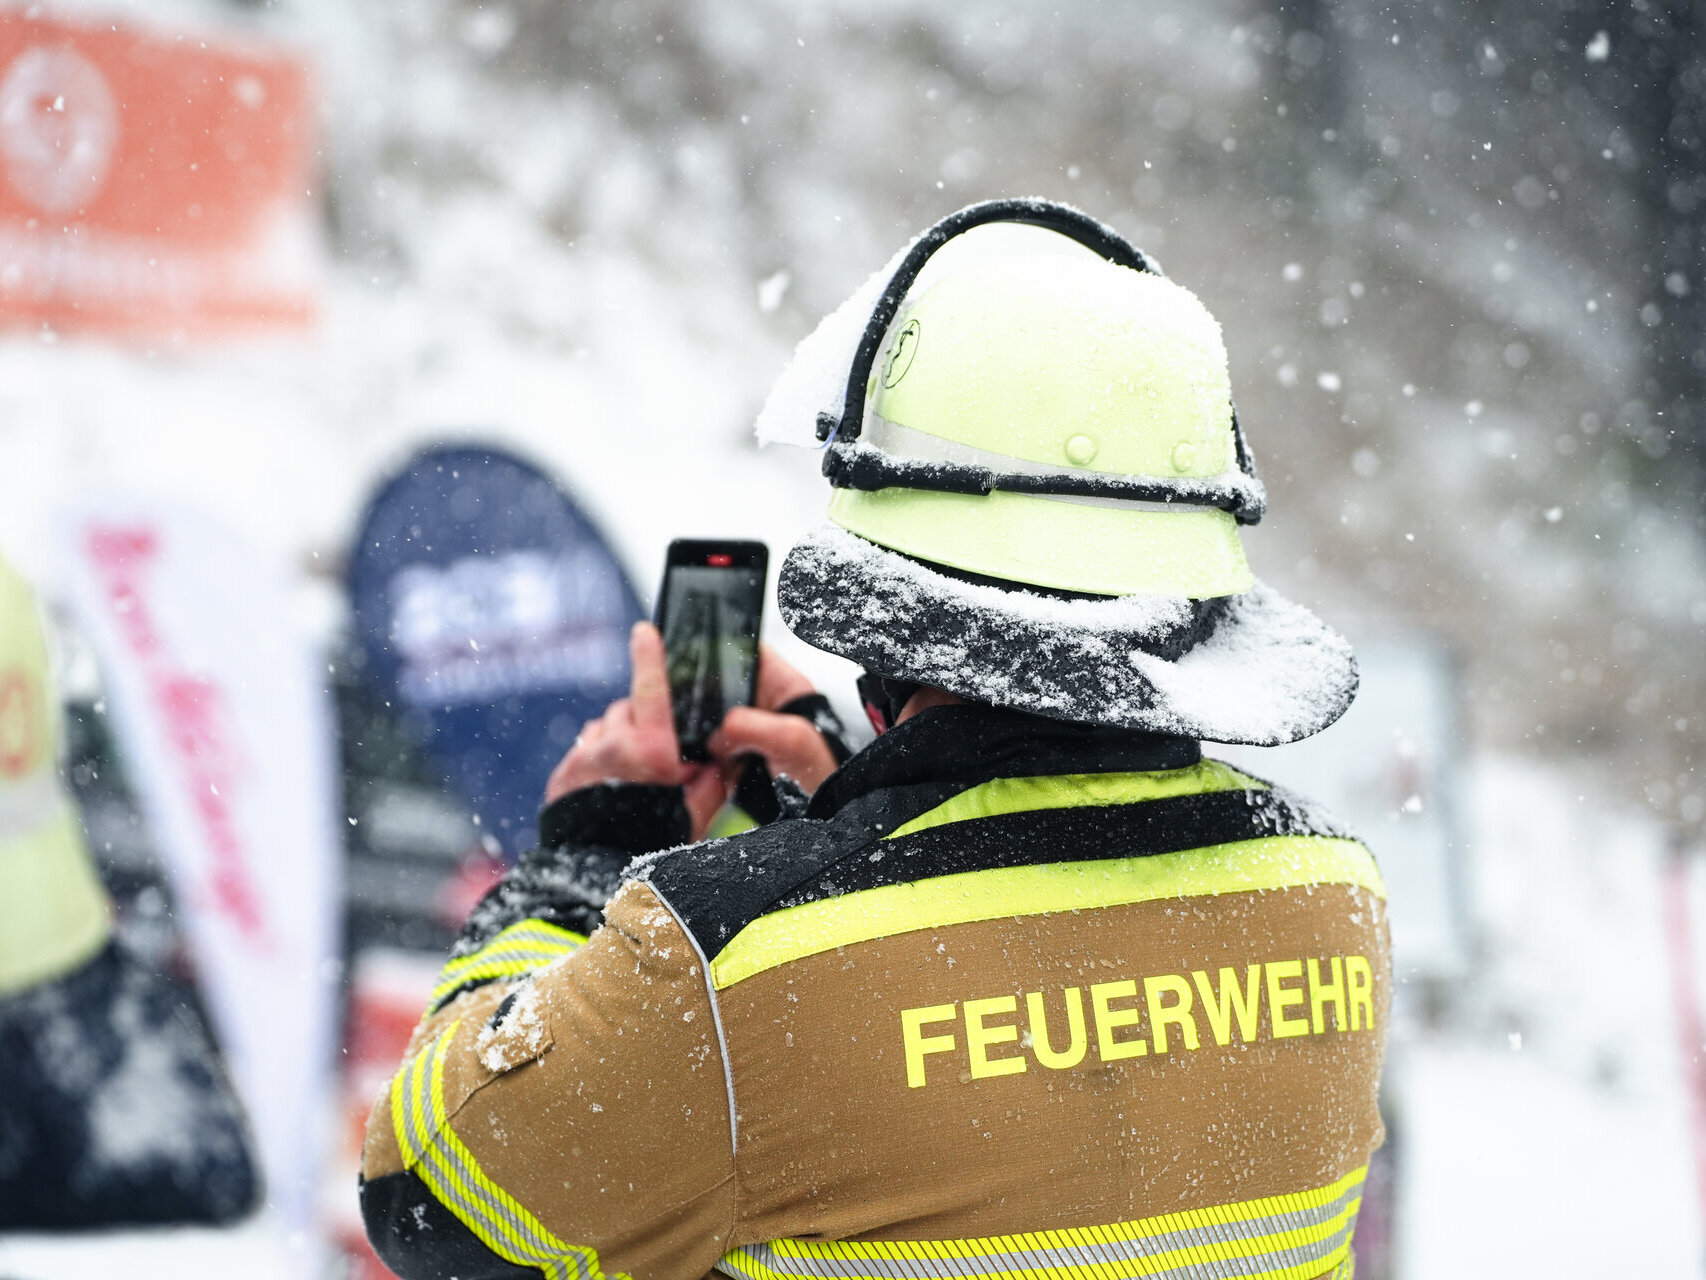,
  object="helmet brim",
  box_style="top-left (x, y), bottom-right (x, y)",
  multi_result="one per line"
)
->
top-left (777, 524), bottom-right (1358, 746)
